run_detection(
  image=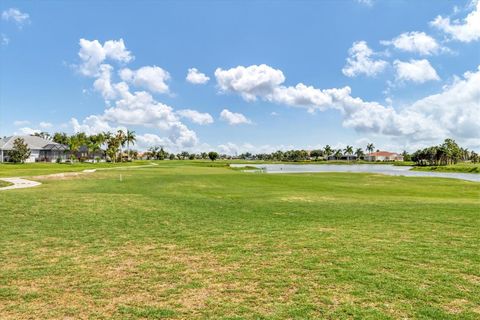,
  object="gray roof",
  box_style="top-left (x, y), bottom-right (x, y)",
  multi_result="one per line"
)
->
top-left (0, 135), bottom-right (67, 151)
